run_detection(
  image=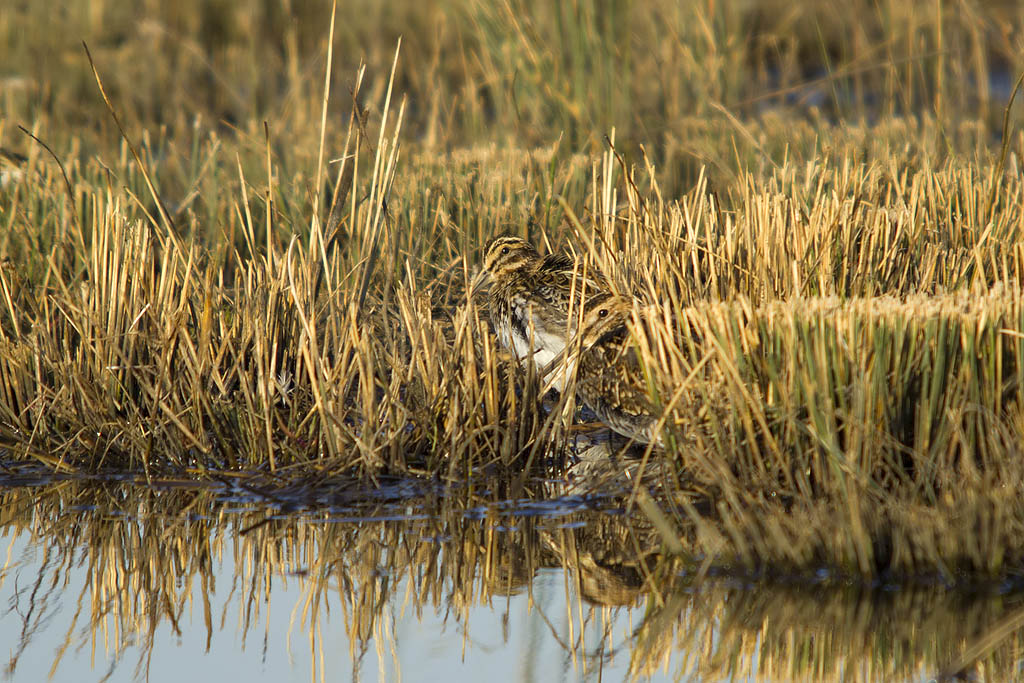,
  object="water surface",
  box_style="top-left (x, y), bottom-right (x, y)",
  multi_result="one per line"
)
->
top-left (1, 470), bottom-right (1021, 682)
